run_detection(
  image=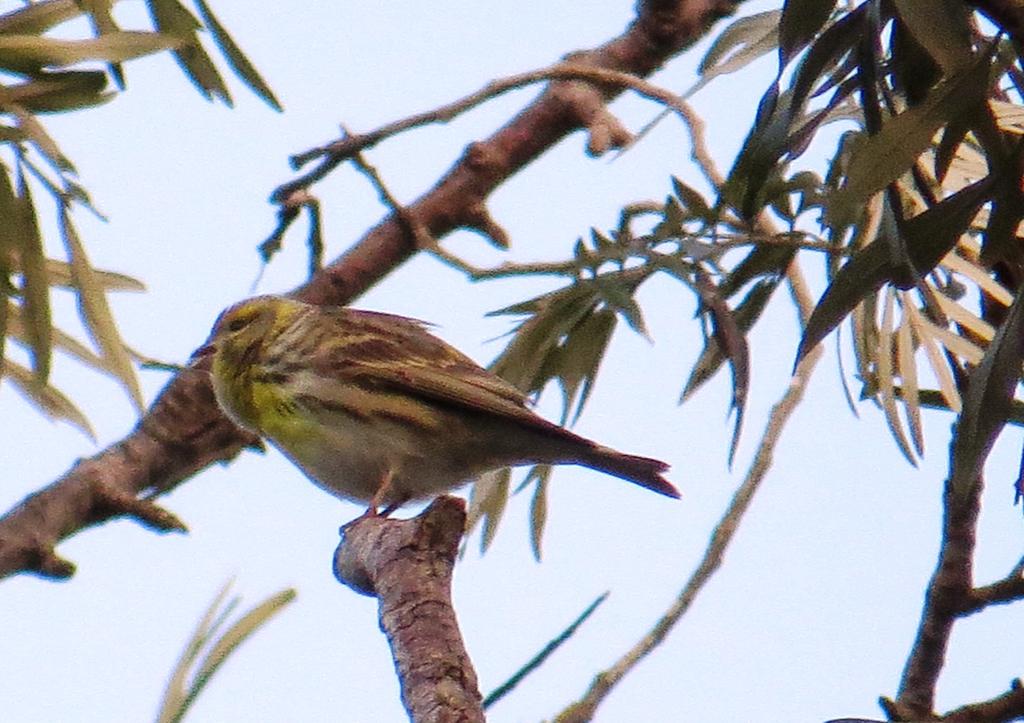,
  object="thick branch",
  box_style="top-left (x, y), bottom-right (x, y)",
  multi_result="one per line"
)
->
top-left (334, 497), bottom-right (481, 723)
top-left (0, 0), bottom-right (742, 579)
